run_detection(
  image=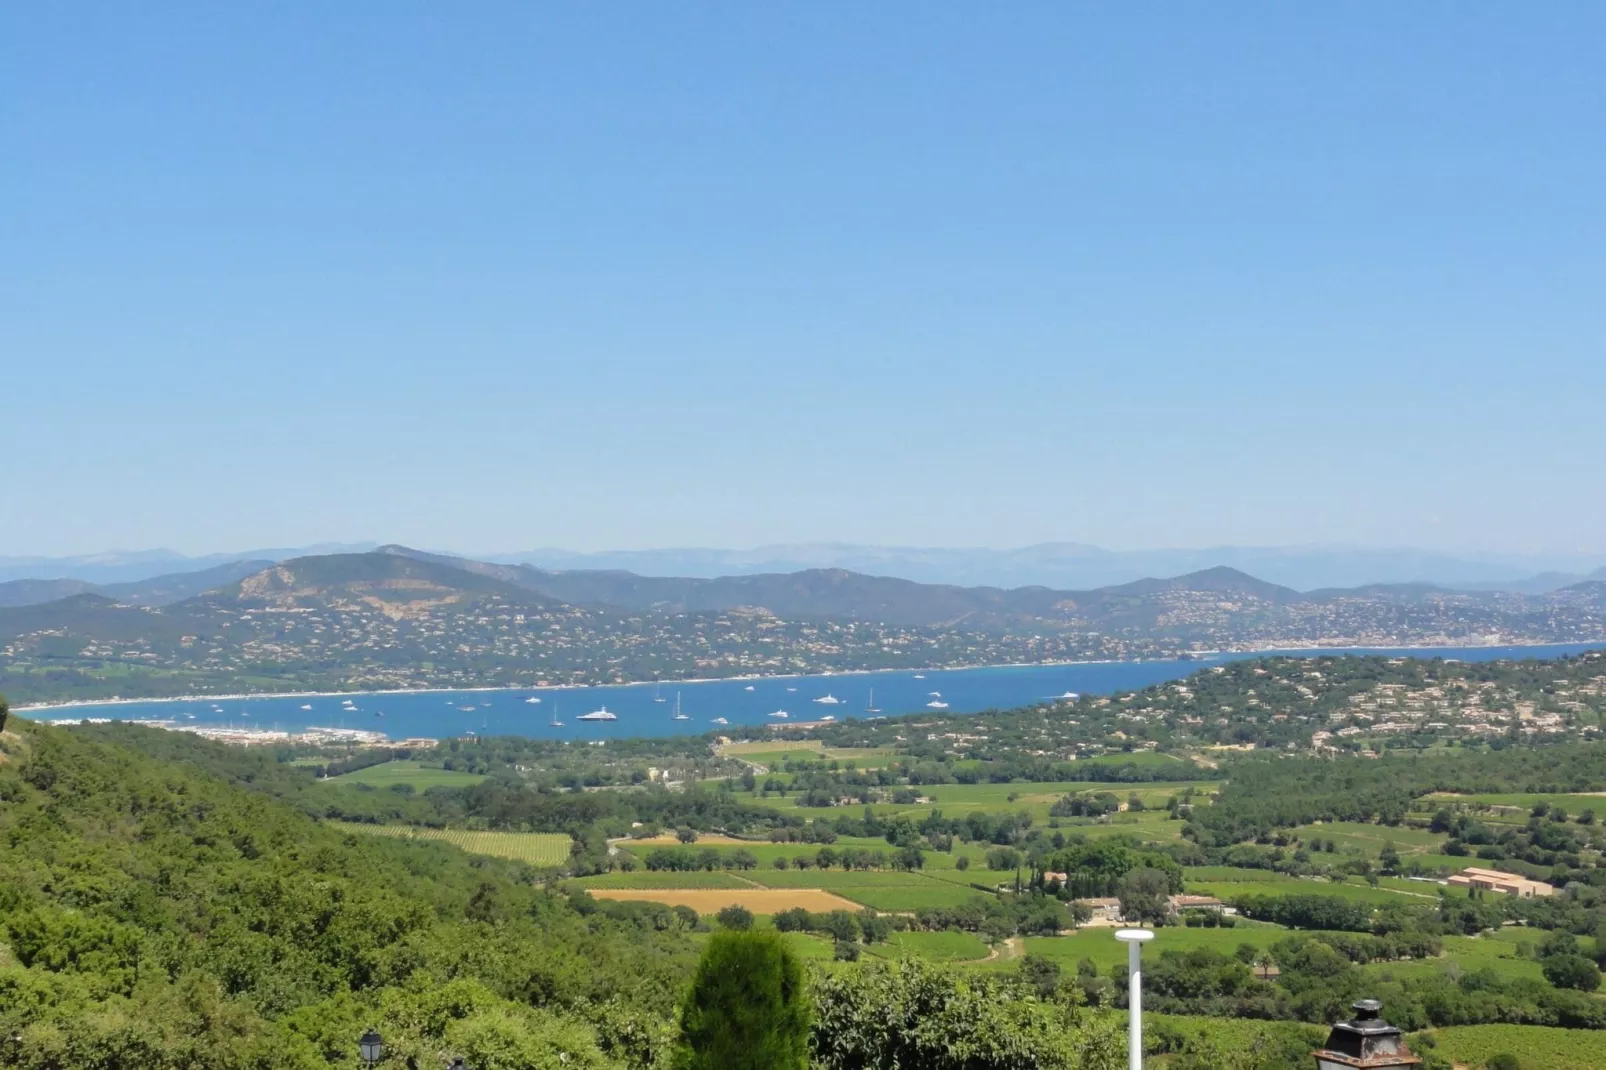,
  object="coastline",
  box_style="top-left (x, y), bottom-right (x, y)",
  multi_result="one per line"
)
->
top-left (16, 638), bottom-right (1605, 715)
